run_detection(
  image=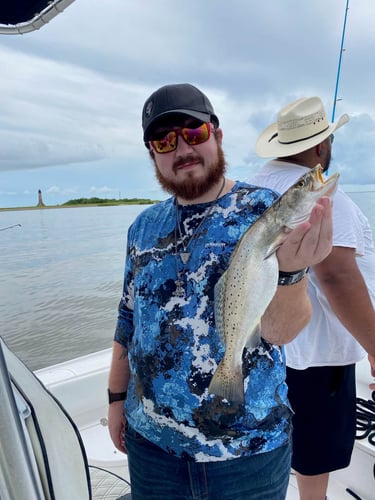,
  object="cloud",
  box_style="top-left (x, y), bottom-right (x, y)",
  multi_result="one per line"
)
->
top-left (1, 0), bottom-right (375, 207)
top-left (0, 43), bottom-right (145, 173)
top-left (0, 132), bottom-right (105, 171)
top-left (0, 190), bottom-right (17, 196)
top-left (89, 186), bottom-right (117, 195)
top-left (46, 185), bottom-right (60, 194)
top-left (333, 113), bottom-right (375, 184)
